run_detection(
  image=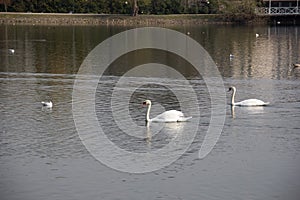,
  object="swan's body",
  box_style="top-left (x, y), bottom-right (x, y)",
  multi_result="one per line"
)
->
top-left (41, 101), bottom-right (53, 108)
top-left (228, 86), bottom-right (269, 107)
top-left (150, 110), bottom-right (189, 122)
top-left (143, 100), bottom-right (192, 122)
